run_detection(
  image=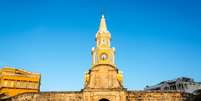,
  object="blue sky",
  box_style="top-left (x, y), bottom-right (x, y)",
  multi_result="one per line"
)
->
top-left (0, 0), bottom-right (201, 91)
